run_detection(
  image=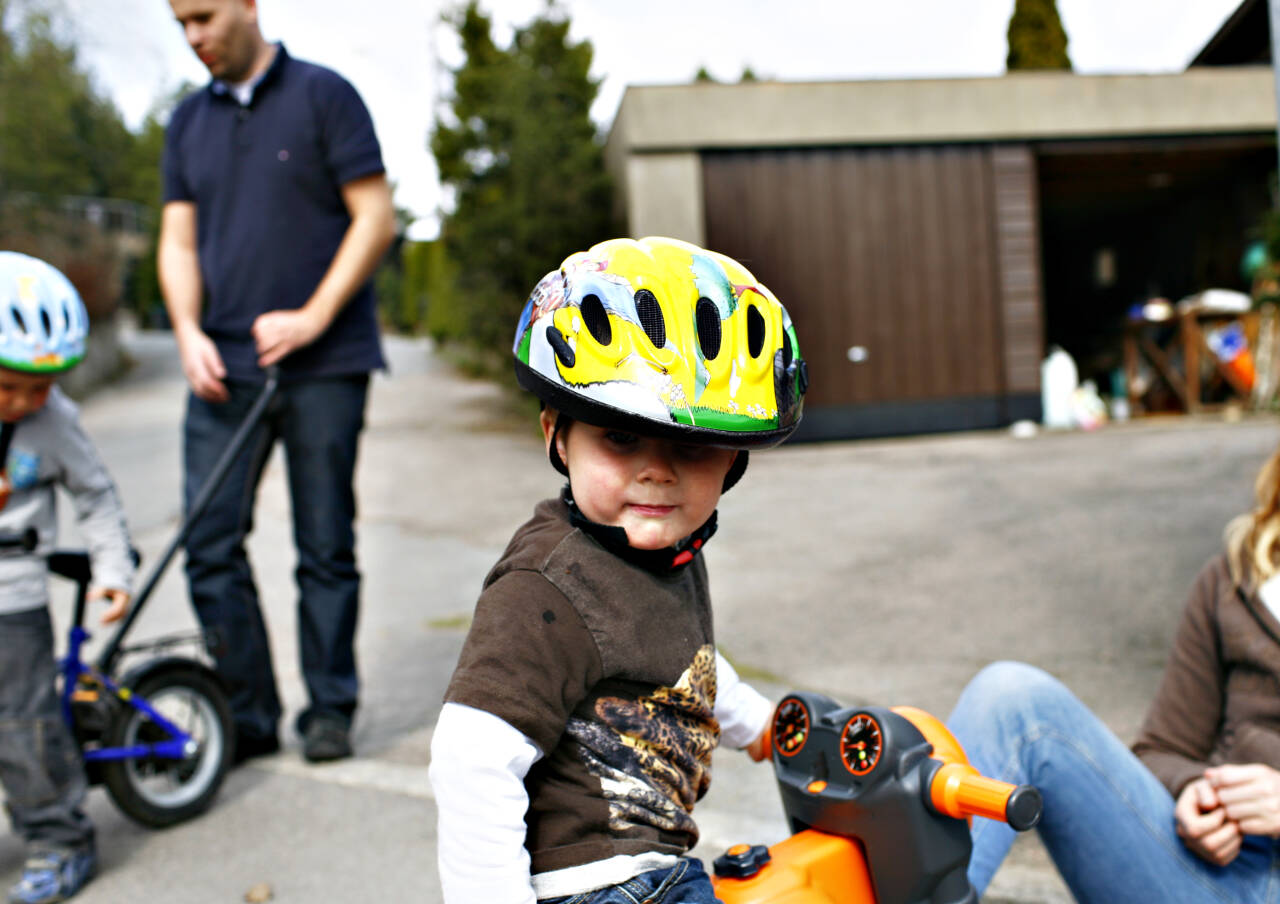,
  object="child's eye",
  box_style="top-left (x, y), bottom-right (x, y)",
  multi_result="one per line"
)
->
top-left (604, 431), bottom-right (639, 447)
top-left (674, 444), bottom-right (712, 461)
